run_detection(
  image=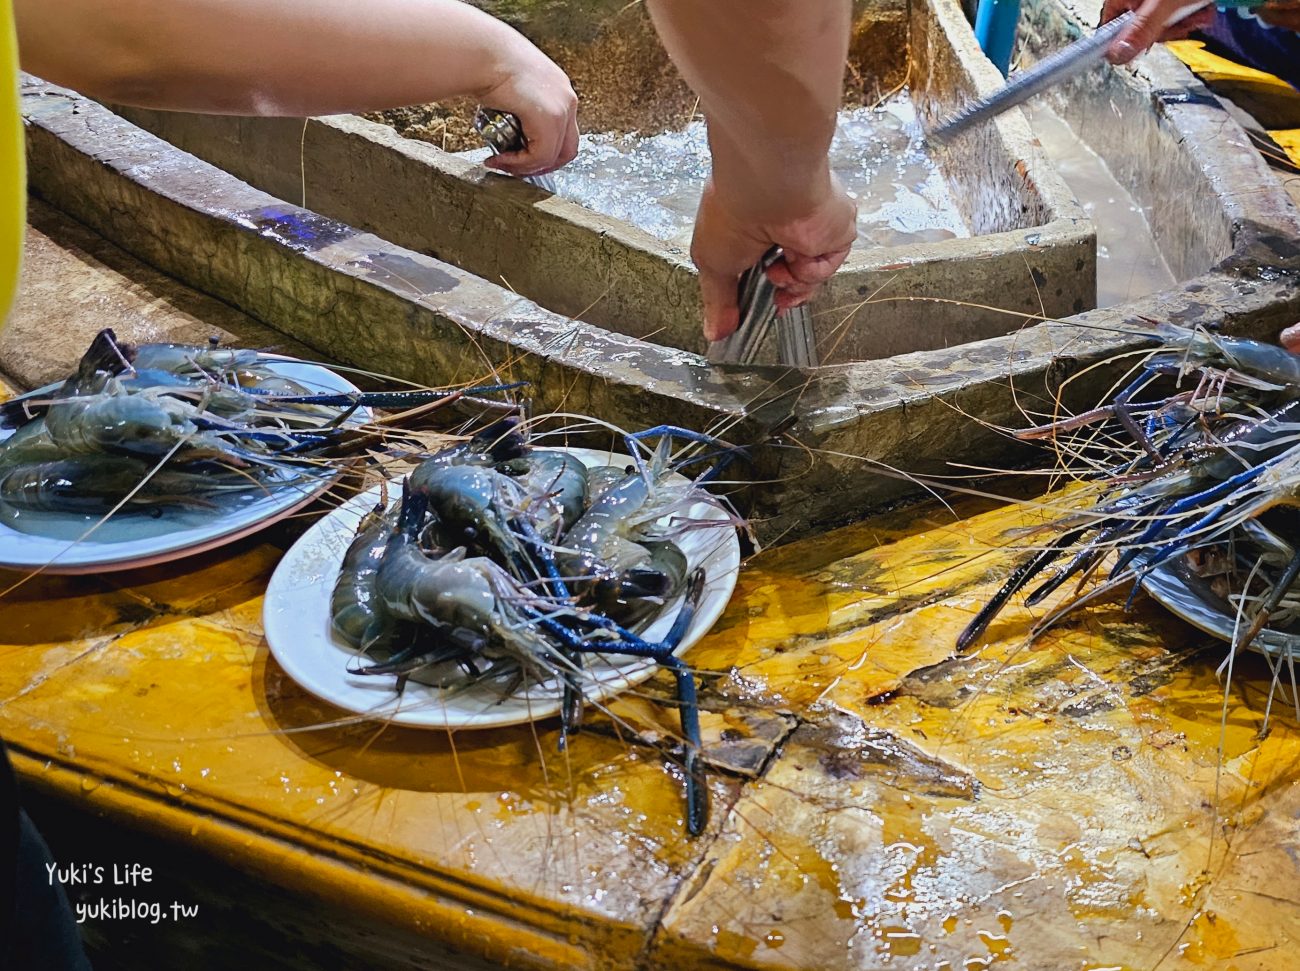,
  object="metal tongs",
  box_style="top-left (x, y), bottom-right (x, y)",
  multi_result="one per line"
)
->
top-left (474, 107), bottom-right (558, 193)
top-left (473, 108), bottom-right (814, 365)
top-left (928, 1), bottom-right (1243, 143)
top-left (707, 247), bottom-right (820, 368)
